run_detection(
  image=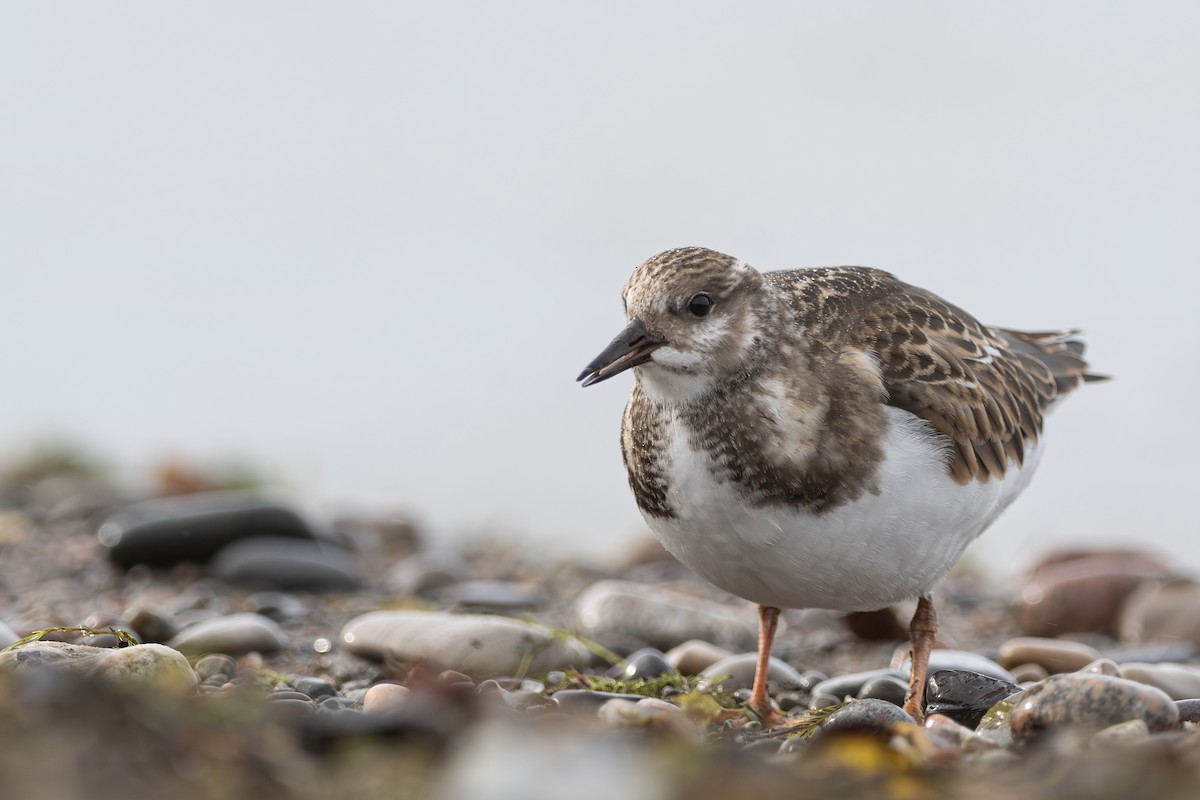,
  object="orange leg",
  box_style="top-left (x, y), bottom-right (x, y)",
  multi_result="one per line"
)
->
top-left (748, 605), bottom-right (789, 727)
top-left (903, 594), bottom-right (938, 723)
